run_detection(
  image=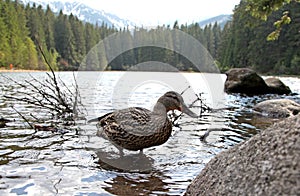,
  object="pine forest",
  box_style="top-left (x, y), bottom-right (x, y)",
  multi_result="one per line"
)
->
top-left (0, 0), bottom-right (299, 74)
